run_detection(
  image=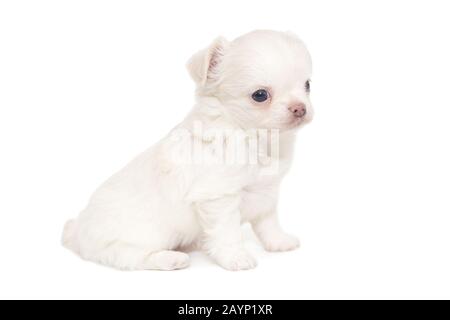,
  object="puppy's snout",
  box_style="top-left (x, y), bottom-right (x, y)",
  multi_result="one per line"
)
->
top-left (289, 103), bottom-right (307, 118)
